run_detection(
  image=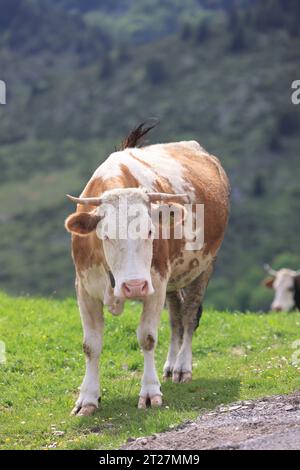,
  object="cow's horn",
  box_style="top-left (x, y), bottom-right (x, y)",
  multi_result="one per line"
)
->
top-left (147, 192), bottom-right (190, 203)
top-left (264, 264), bottom-right (278, 276)
top-left (66, 194), bottom-right (102, 206)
